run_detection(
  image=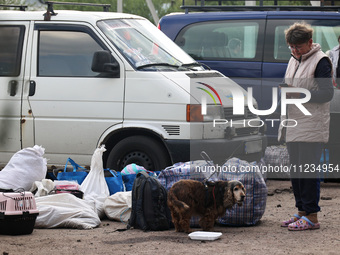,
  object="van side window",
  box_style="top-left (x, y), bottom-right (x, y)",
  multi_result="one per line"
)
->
top-left (0, 26), bottom-right (25, 76)
top-left (265, 20), bottom-right (340, 63)
top-left (38, 30), bottom-right (104, 77)
top-left (174, 21), bottom-right (261, 61)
